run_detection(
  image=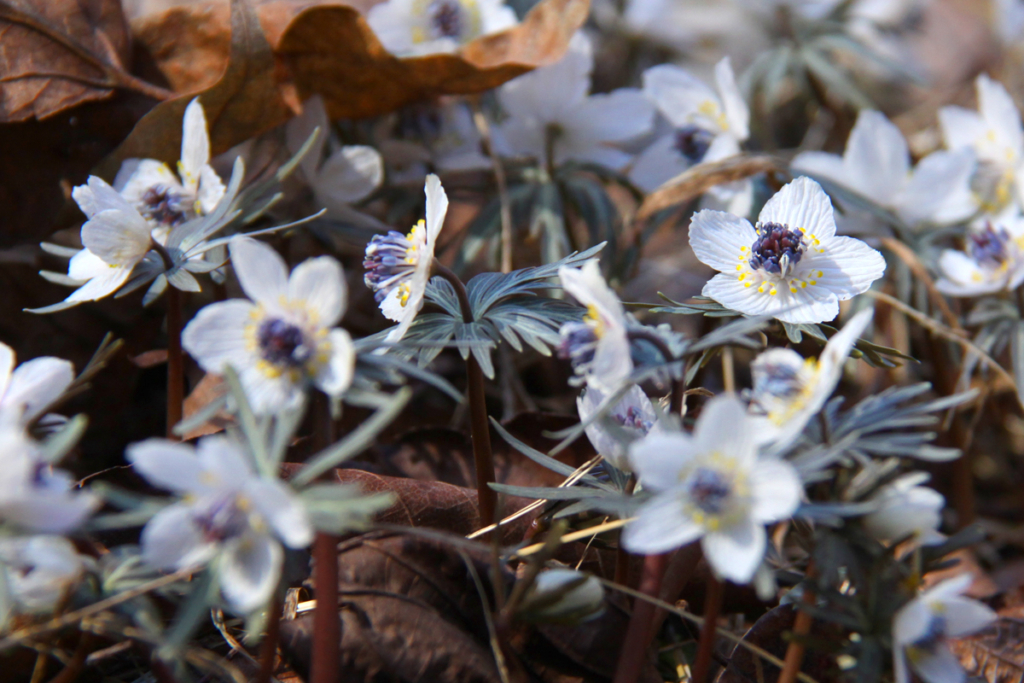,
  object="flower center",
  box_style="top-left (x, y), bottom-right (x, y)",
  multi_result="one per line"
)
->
top-left (257, 318), bottom-right (311, 368)
top-left (906, 613), bottom-right (947, 664)
top-left (428, 0), bottom-right (465, 38)
top-left (748, 222), bottom-right (806, 278)
top-left (363, 221), bottom-right (423, 305)
top-left (617, 406), bottom-right (652, 432)
top-left (193, 493), bottom-right (253, 543)
top-left (141, 185), bottom-right (191, 227)
top-left (673, 125), bottom-right (715, 164)
top-left (971, 161), bottom-right (1016, 214)
top-left (685, 467), bottom-right (734, 516)
top-left (968, 223), bottom-right (1012, 268)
